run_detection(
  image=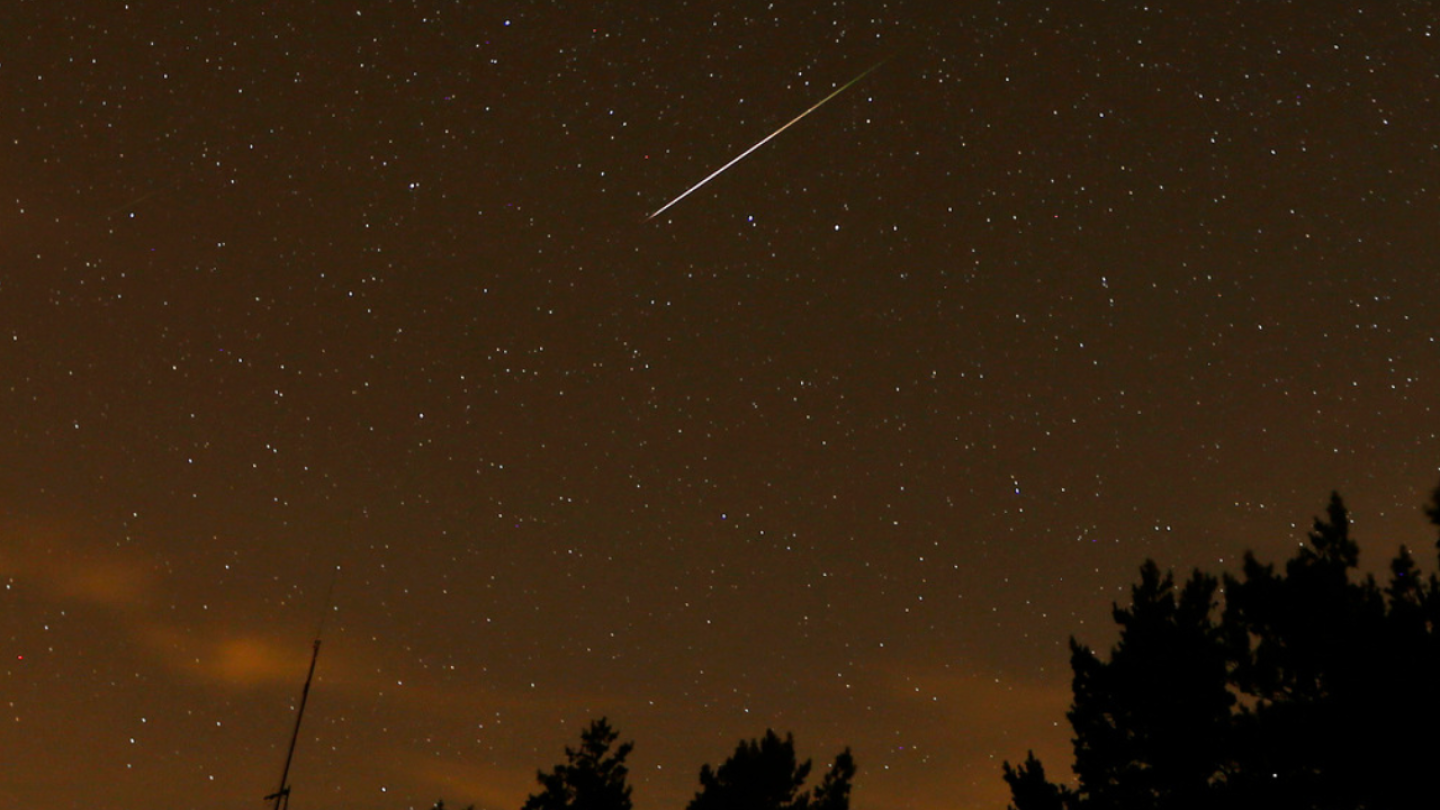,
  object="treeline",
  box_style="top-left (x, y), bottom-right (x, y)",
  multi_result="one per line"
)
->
top-left (432, 721), bottom-right (853, 810)
top-left (1006, 488), bottom-right (1440, 809)
top-left (433, 486), bottom-right (1440, 810)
